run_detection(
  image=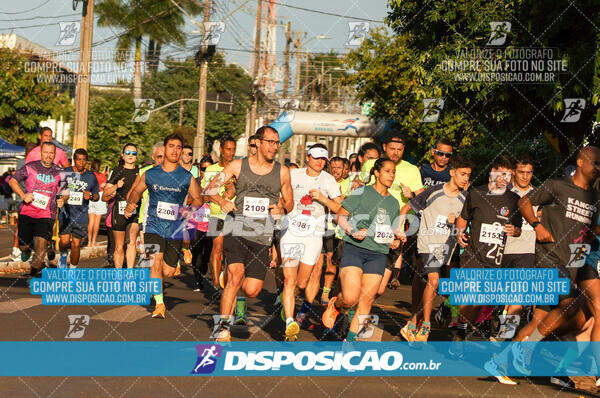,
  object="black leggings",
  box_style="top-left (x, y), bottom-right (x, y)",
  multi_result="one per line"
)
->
top-left (189, 230), bottom-right (212, 283)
